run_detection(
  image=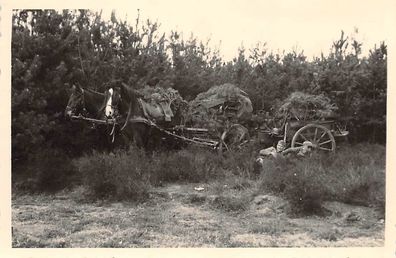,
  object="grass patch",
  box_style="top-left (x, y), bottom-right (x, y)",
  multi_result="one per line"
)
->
top-left (249, 219), bottom-right (289, 236)
top-left (13, 234), bottom-right (47, 248)
top-left (315, 229), bottom-right (341, 242)
top-left (209, 194), bottom-right (251, 212)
